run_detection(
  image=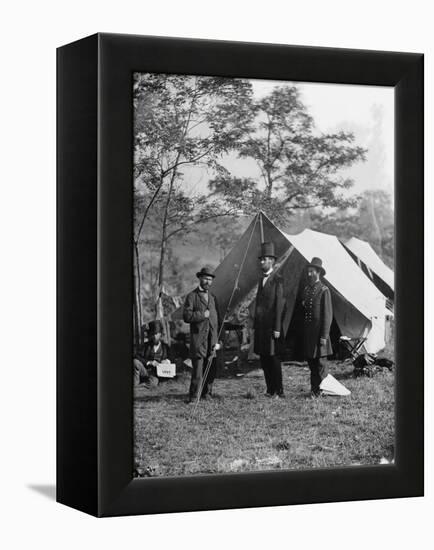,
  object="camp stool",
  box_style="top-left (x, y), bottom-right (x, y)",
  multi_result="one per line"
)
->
top-left (339, 335), bottom-right (367, 361)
